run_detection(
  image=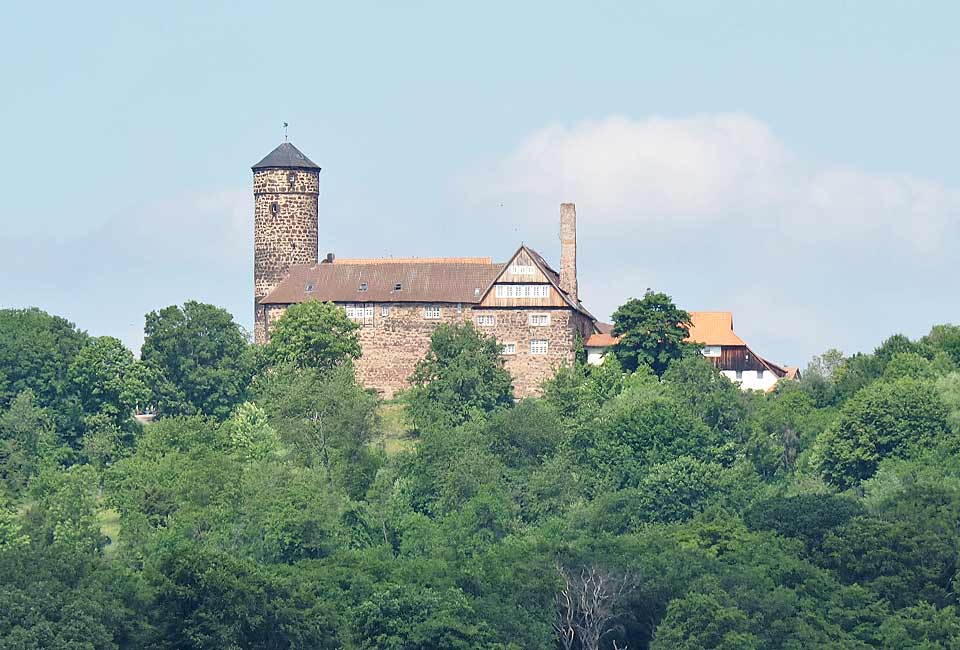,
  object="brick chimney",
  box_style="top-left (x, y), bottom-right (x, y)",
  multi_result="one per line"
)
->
top-left (559, 202), bottom-right (578, 302)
